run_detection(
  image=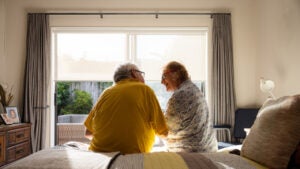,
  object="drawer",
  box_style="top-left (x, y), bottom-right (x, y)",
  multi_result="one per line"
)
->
top-left (6, 141), bottom-right (30, 163)
top-left (7, 127), bottom-right (30, 146)
top-left (0, 133), bottom-right (5, 165)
